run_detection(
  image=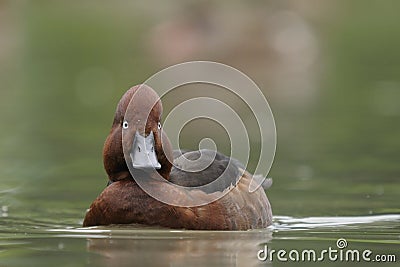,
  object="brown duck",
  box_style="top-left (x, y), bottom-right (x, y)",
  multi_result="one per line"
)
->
top-left (83, 85), bottom-right (272, 230)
